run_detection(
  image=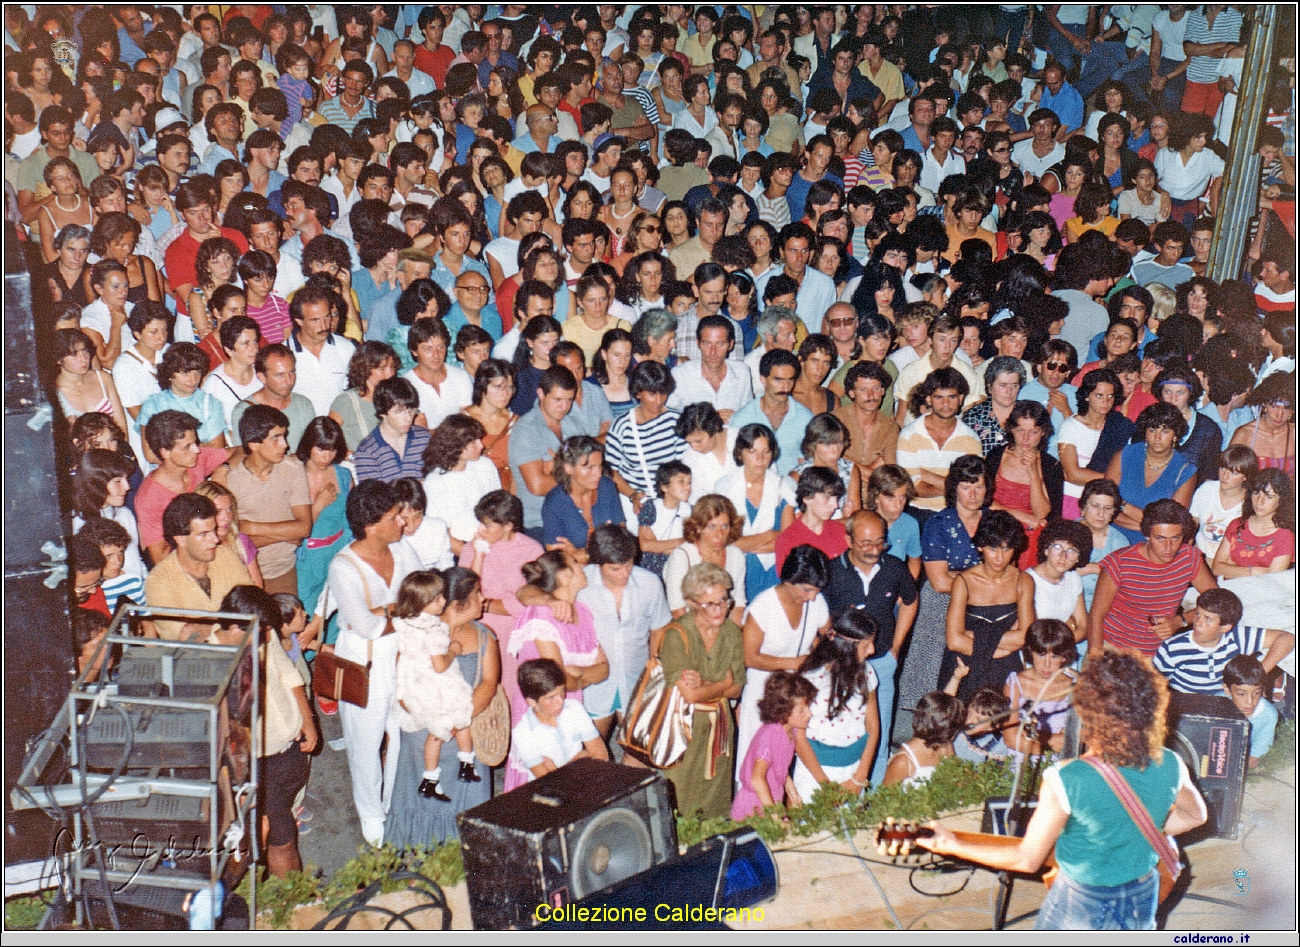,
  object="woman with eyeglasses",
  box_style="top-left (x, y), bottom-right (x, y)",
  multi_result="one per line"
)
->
top-left (1028, 520), bottom-right (1092, 651)
top-left (654, 561), bottom-right (745, 819)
